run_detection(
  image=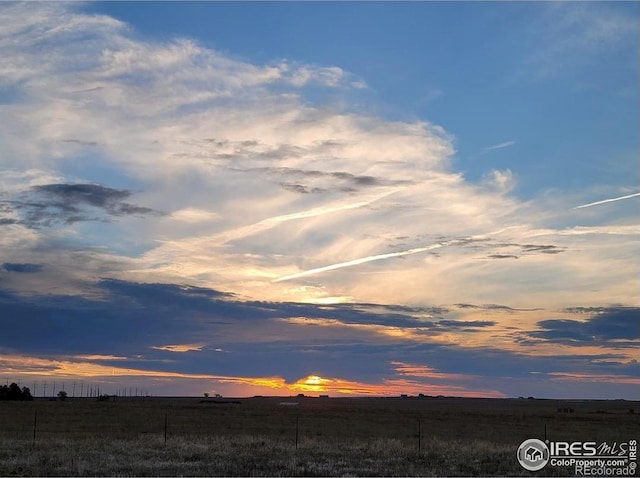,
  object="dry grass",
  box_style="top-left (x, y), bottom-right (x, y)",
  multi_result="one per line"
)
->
top-left (0, 396), bottom-right (637, 476)
top-left (0, 434), bottom-right (525, 476)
